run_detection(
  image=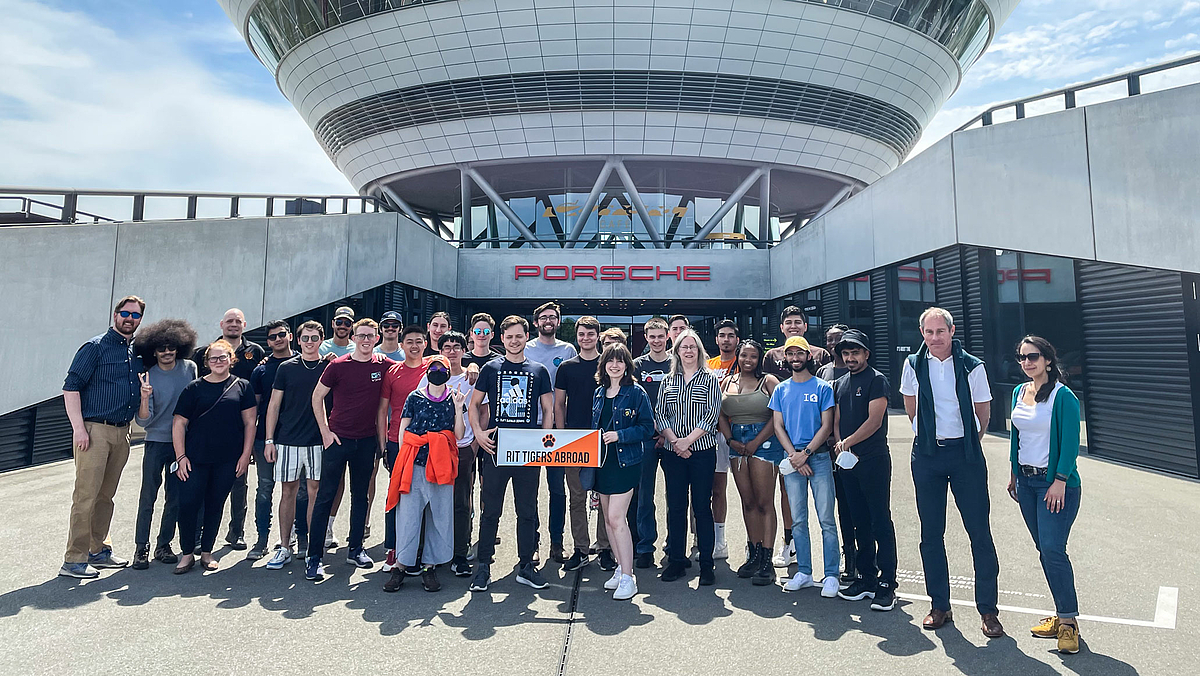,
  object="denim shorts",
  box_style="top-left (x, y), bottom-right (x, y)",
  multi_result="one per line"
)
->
top-left (730, 422), bottom-right (785, 463)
